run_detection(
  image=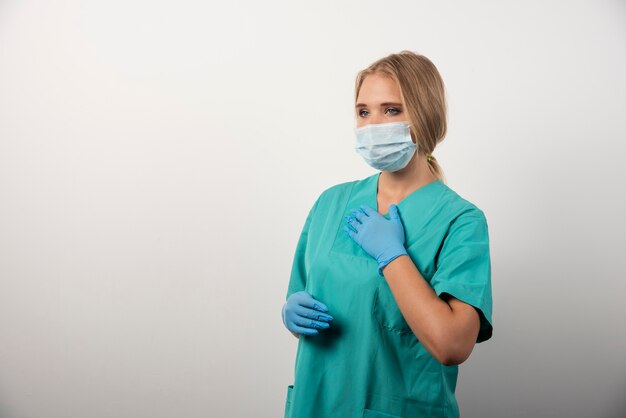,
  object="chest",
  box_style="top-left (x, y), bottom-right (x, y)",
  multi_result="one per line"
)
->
top-left (305, 182), bottom-right (450, 284)
top-left (376, 198), bottom-right (391, 216)
top-left (376, 194), bottom-right (404, 216)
